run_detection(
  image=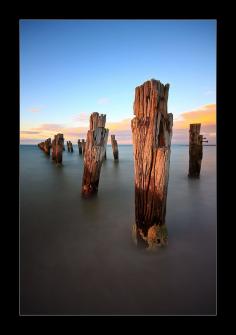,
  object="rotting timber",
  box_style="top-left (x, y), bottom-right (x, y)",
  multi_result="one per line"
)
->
top-left (188, 123), bottom-right (207, 178)
top-left (81, 139), bottom-right (86, 156)
top-left (38, 138), bottom-right (51, 155)
top-left (51, 133), bottom-right (64, 165)
top-left (131, 79), bottom-right (173, 250)
top-left (81, 113), bottom-right (109, 197)
top-left (111, 135), bottom-right (119, 161)
top-left (78, 139), bottom-right (82, 154)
